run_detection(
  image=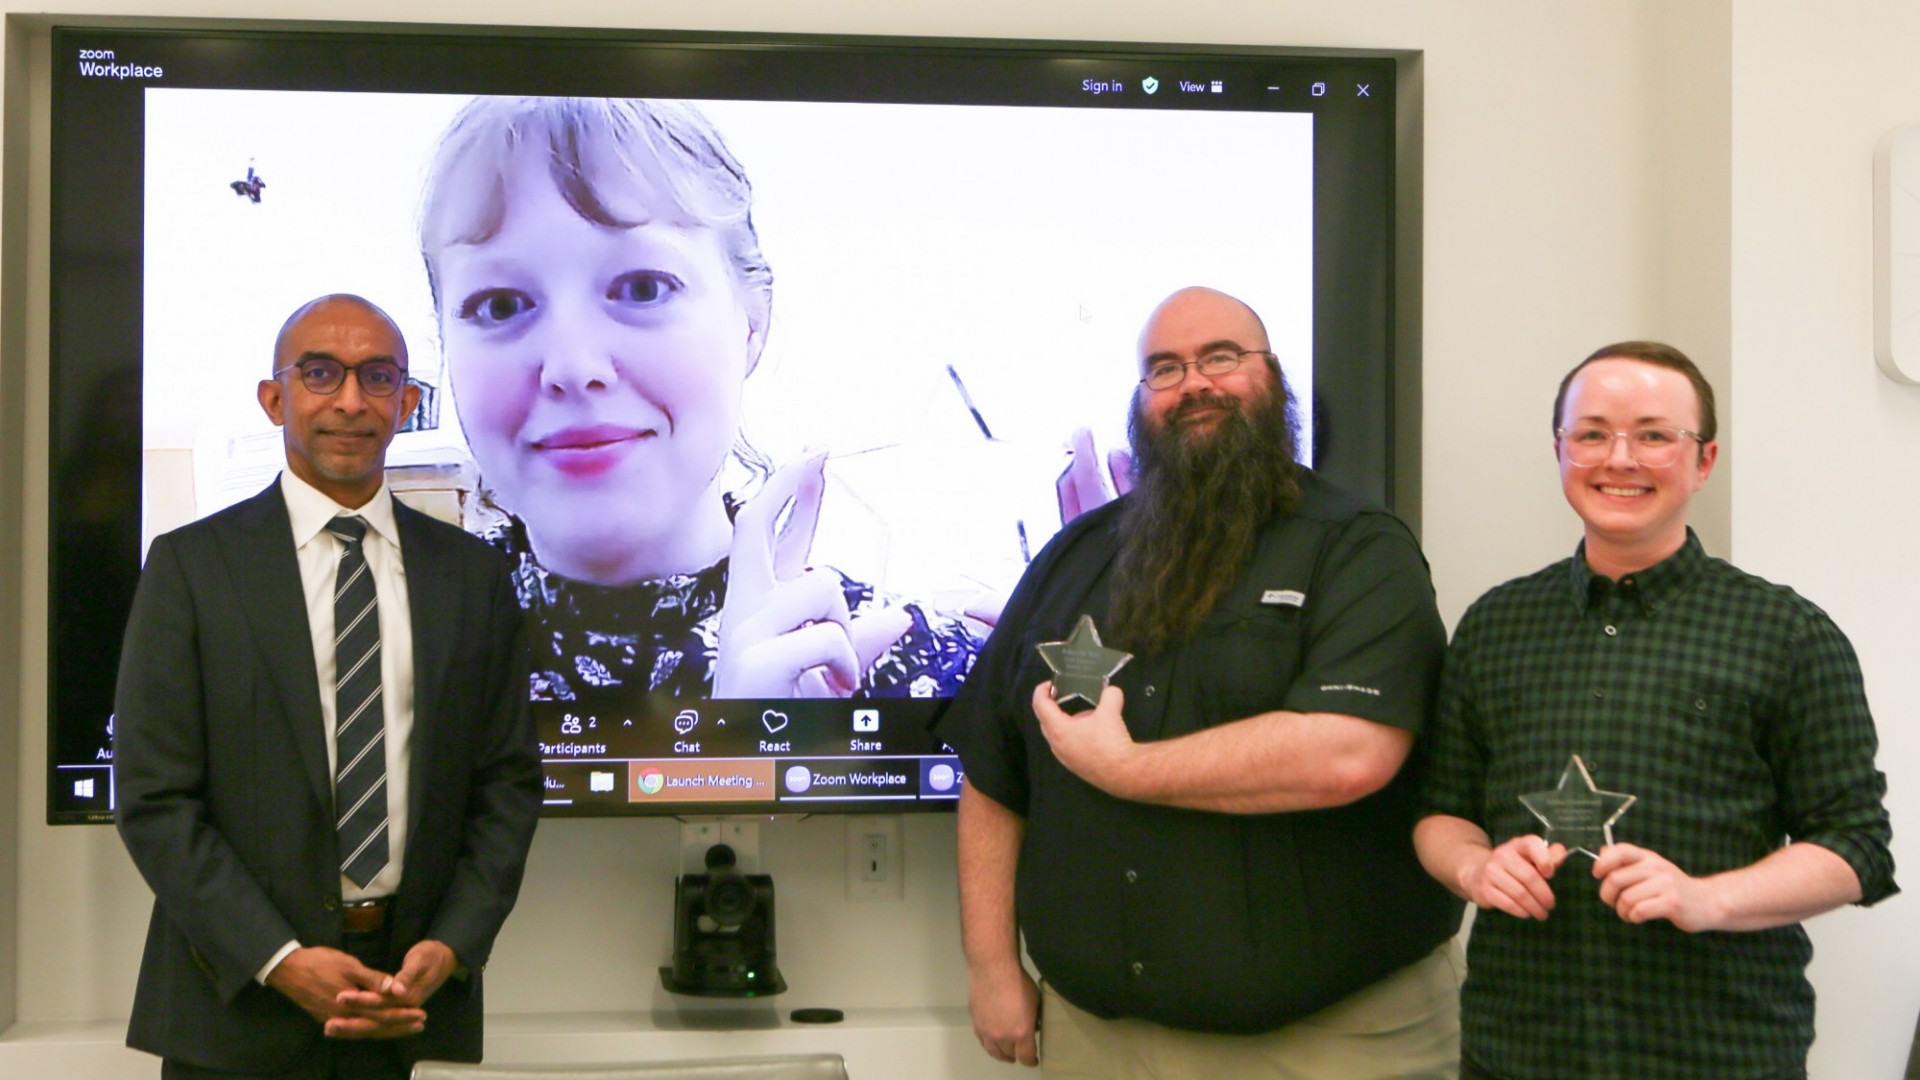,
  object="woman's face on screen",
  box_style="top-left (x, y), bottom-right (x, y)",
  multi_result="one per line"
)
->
top-left (438, 160), bottom-right (762, 584)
